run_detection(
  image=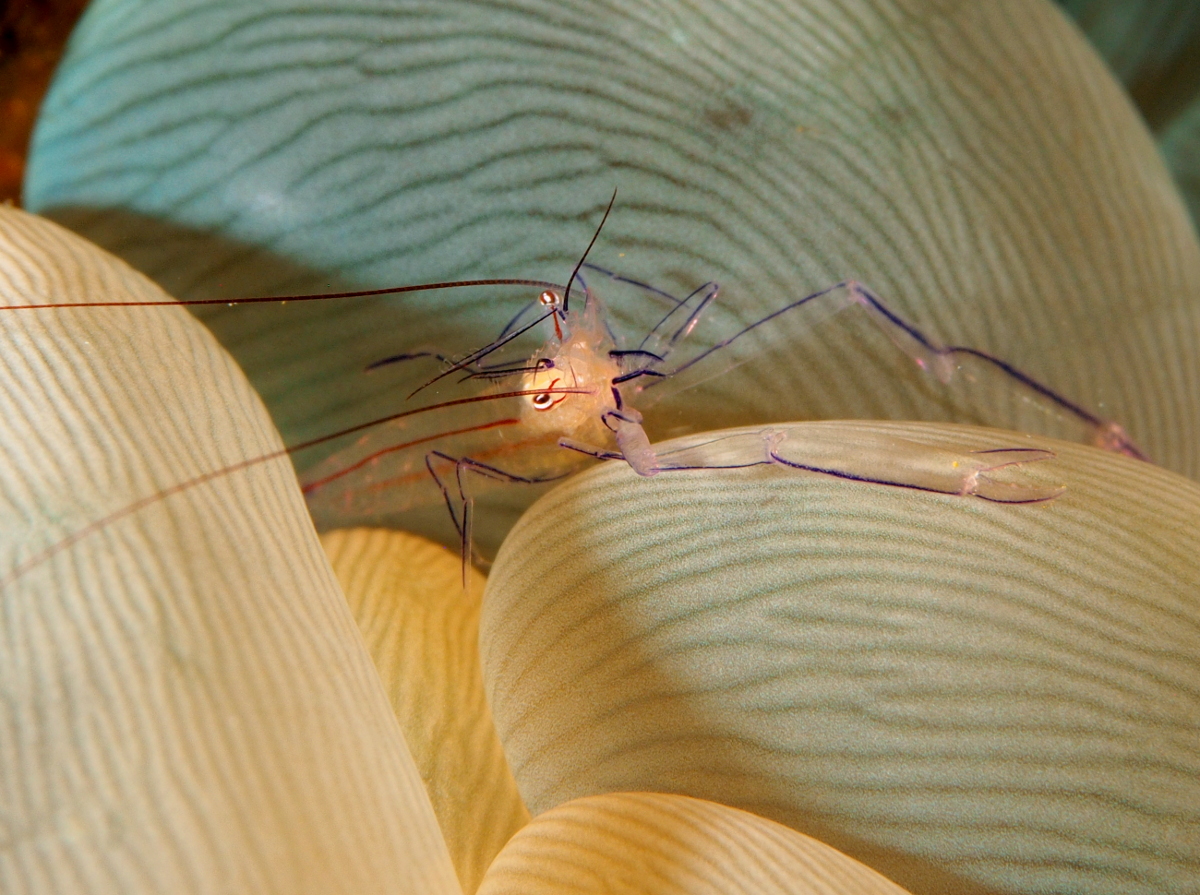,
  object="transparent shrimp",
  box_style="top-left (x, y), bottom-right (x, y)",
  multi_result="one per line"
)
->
top-left (605, 274), bottom-right (1146, 461)
top-left (0, 205), bottom-right (1145, 584)
top-left (295, 265), bottom-right (1096, 574)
